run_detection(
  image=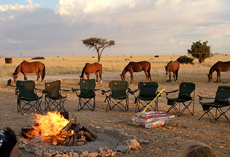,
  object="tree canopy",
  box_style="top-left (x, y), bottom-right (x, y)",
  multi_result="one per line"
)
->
top-left (82, 37), bottom-right (115, 62)
top-left (187, 40), bottom-right (211, 63)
